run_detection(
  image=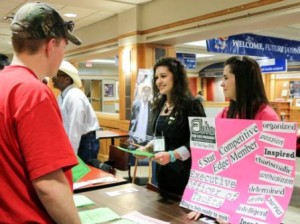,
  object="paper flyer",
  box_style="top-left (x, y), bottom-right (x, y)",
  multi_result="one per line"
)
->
top-left (117, 146), bottom-right (154, 158)
top-left (72, 156), bottom-right (91, 182)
